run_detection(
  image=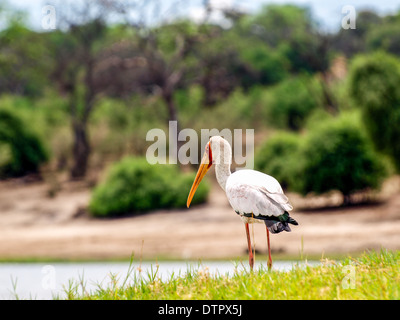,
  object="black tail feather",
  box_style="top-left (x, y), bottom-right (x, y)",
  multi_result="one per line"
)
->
top-left (287, 216), bottom-right (298, 225)
top-left (265, 212), bottom-right (298, 234)
top-left (241, 211), bottom-right (298, 234)
top-left (265, 220), bottom-right (291, 234)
